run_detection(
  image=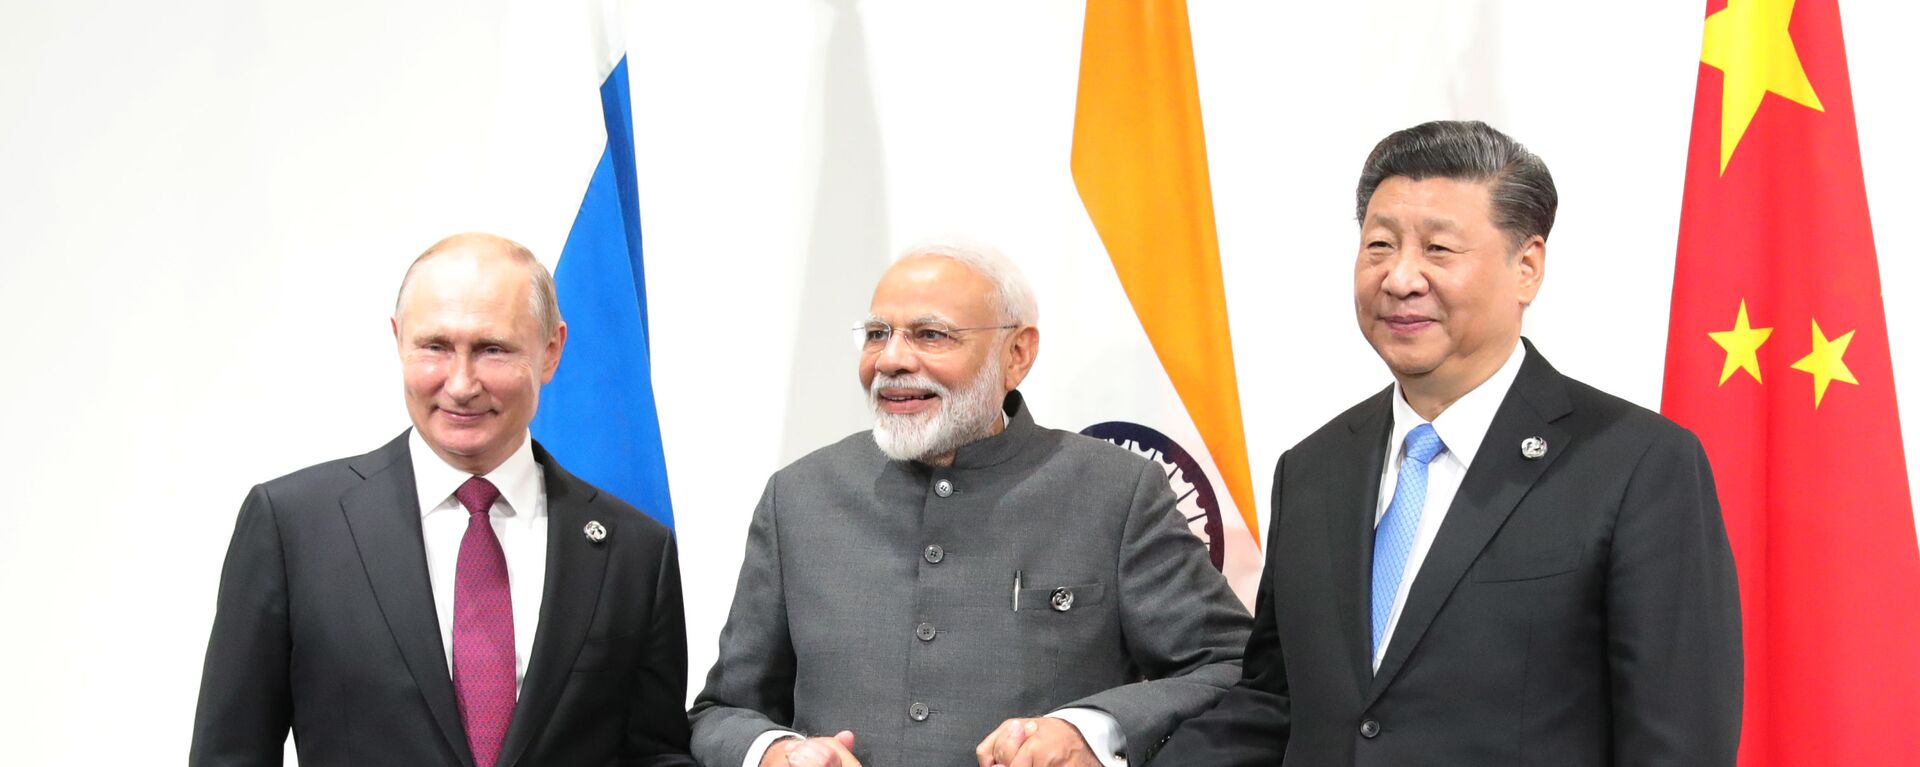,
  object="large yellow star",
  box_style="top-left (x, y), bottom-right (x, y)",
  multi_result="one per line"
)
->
top-left (1700, 0), bottom-right (1825, 174)
top-left (1789, 318), bottom-right (1858, 408)
top-left (1708, 300), bottom-right (1772, 385)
